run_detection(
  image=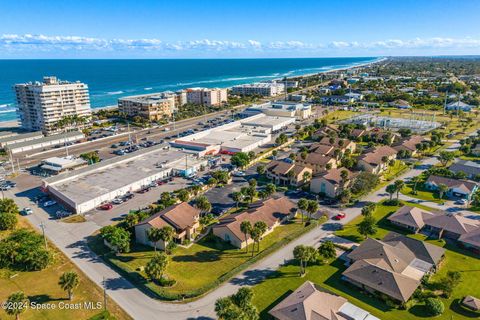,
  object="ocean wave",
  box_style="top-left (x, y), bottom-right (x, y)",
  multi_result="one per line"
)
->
top-left (144, 87), bottom-right (153, 90)
top-left (0, 110), bottom-right (16, 114)
top-left (106, 91), bottom-right (124, 95)
top-left (0, 104), bottom-right (12, 108)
